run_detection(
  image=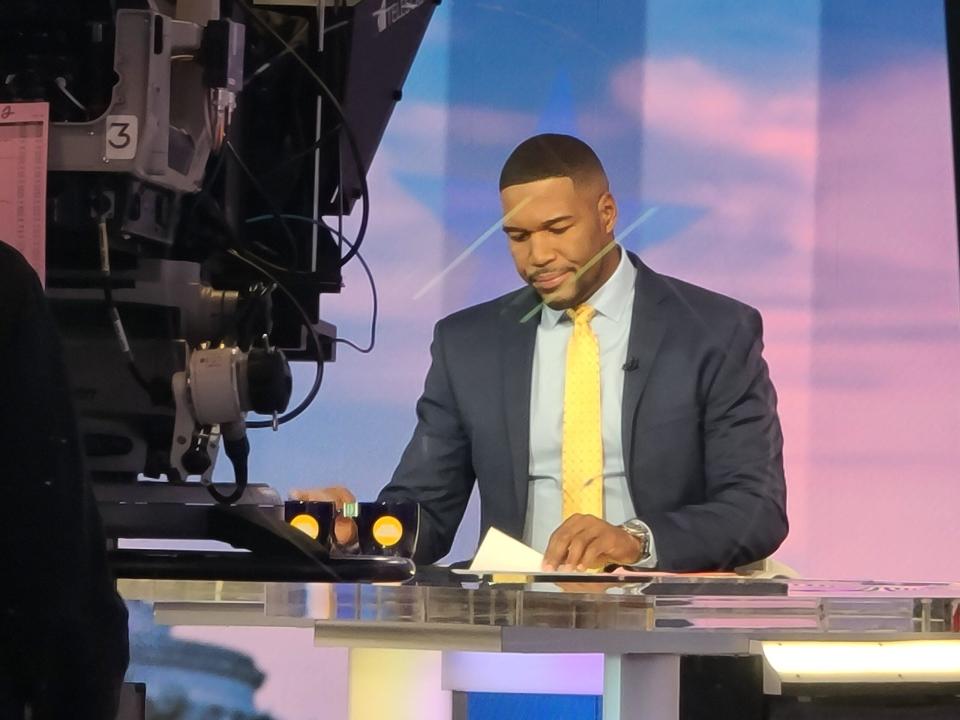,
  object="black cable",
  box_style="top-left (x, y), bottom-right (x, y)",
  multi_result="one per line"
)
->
top-left (242, 18), bottom-right (310, 89)
top-left (260, 122), bottom-right (342, 179)
top-left (241, 18), bottom-right (351, 89)
top-left (245, 213), bottom-right (377, 353)
top-left (224, 139), bottom-right (300, 268)
top-left (218, 141), bottom-right (336, 279)
top-left (181, 134), bottom-right (230, 252)
top-left (103, 285), bottom-right (156, 398)
top-left (207, 432), bottom-right (249, 504)
top-left (234, 0), bottom-right (370, 268)
top-left (97, 220), bottom-right (162, 403)
top-left (227, 249), bottom-right (326, 428)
